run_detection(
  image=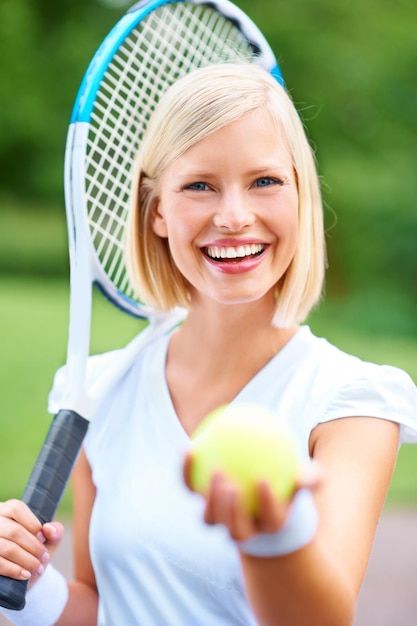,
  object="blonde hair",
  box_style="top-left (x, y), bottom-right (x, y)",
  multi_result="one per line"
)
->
top-left (126, 62), bottom-right (326, 326)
